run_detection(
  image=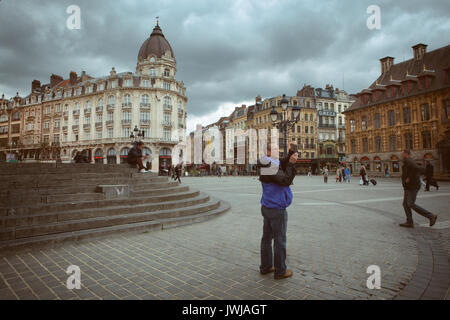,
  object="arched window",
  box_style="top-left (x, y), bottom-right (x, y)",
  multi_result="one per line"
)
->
top-left (107, 148), bottom-right (117, 164)
top-left (142, 148), bottom-right (152, 157)
top-left (159, 148), bottom-right (172, 156)
top-left (120, 147), bottom-right (130, 164)
top-left (94, 148), bottom-right (104, 164)
top-left (108, 95), bottom-right (115, 105)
